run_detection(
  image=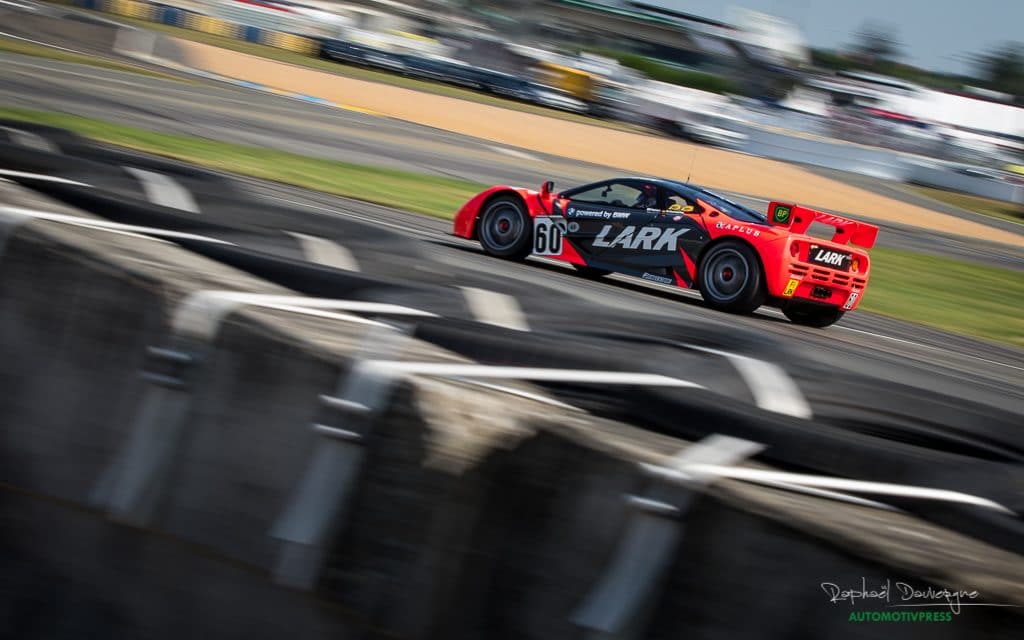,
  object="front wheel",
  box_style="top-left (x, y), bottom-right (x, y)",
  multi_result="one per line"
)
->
top-left (478, 196), bottom-right (531, 259)
top-left (697, 241), bottom-right (766, 313)
top-left (783, 303), bottom-right (845, 328)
